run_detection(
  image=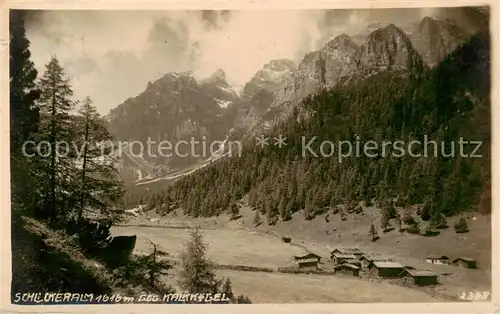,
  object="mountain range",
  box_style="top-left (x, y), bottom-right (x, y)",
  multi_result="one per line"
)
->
top-left (104, 15), bottom-right (485, 185)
